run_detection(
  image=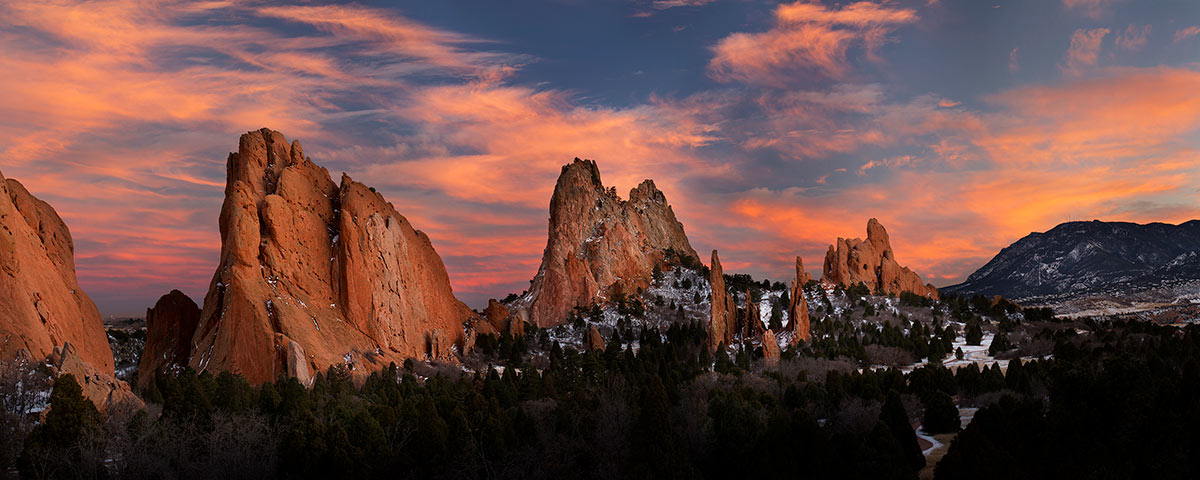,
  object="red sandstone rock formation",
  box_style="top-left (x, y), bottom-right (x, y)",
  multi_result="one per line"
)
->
top-left (585, 325), bottom-right (605, 352)
top-left (483, 298), bottom-right (523, 338)
top-left (0, 171), bottom-right (134, 410)
top-left (179, 129), bottom-right (475, 385)
top-left (52, 342), bottom-right (142, 413)
top-left (789, 256), bottom-right (811, 344)
top-left (137, 290), bottom-right (200, 391)
top-left (822, 219), bottom-right (938, 299)
top-left (518, 159), bottom-right (697, 327)
top-left (761, 330), bottom-right (781, 367)
top-left (706, 250), bottom-right (736, 352)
